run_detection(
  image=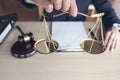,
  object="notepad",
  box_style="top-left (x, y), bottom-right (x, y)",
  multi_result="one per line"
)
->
top-left (0, 13), bottom-right (17, 44)
top-left (0, 23), bottom-right (12, 43)
top-left (51, 22), bottom-right (88, 52)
